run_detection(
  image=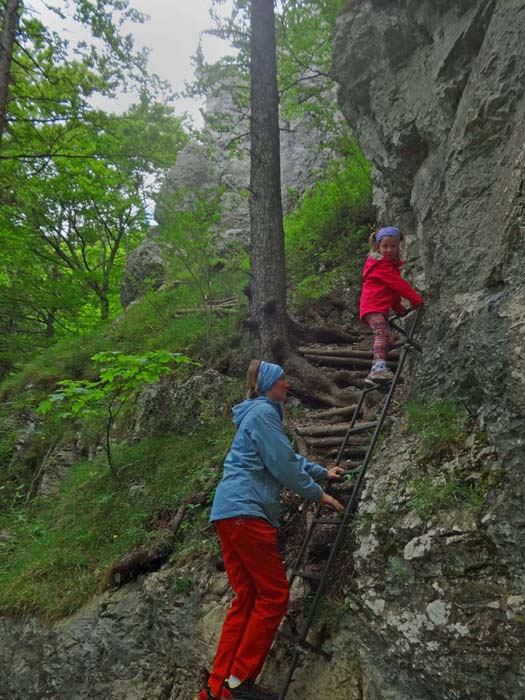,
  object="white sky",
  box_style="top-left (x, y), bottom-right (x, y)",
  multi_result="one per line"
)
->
top-left (31, 0), bottom-right (235, 125)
